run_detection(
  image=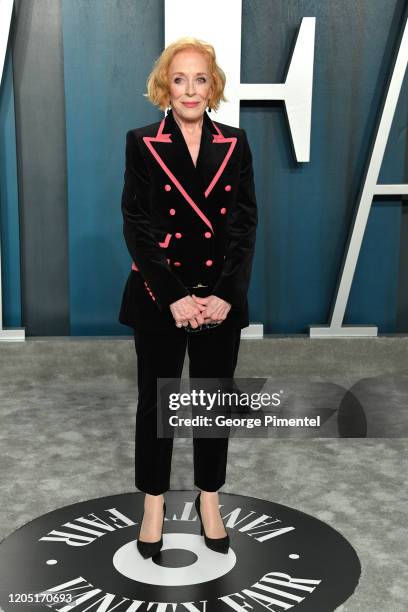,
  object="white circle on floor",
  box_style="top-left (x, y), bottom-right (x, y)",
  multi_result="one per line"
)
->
top-left (113, 533), bottom-right (236, 585)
